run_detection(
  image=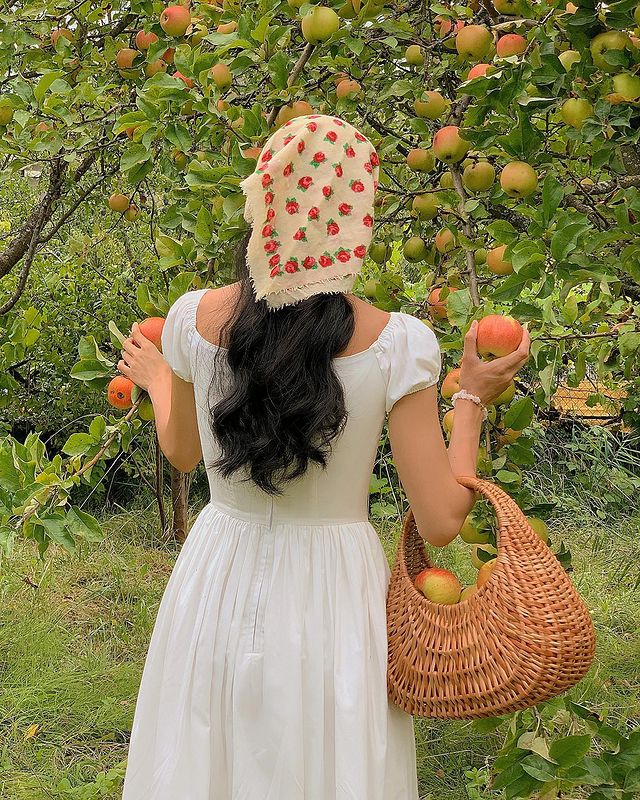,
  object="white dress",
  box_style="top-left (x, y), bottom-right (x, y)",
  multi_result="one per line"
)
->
top-left (121, 288), bottom-right (441, 800)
